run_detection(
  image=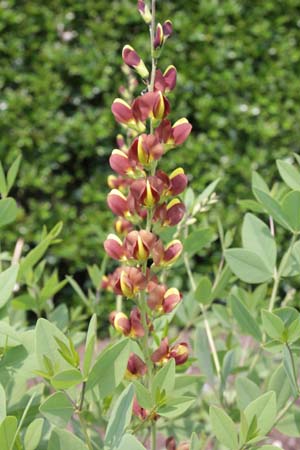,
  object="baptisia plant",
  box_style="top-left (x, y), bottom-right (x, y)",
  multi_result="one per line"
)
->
top-left (102, 0), bottom-right (193, 447)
